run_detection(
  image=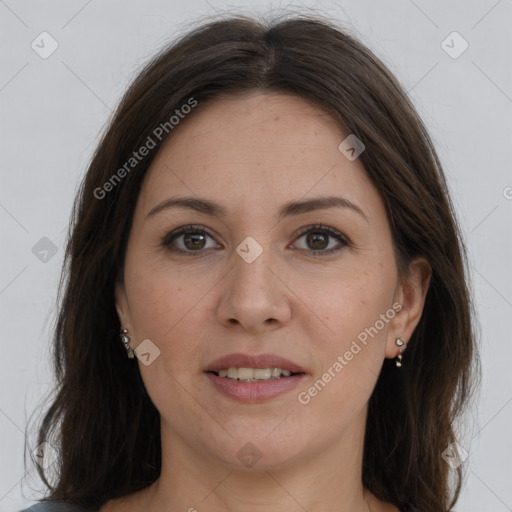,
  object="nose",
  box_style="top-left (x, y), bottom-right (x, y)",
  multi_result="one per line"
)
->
top-left (216, 243), bottom-right (292, 334)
